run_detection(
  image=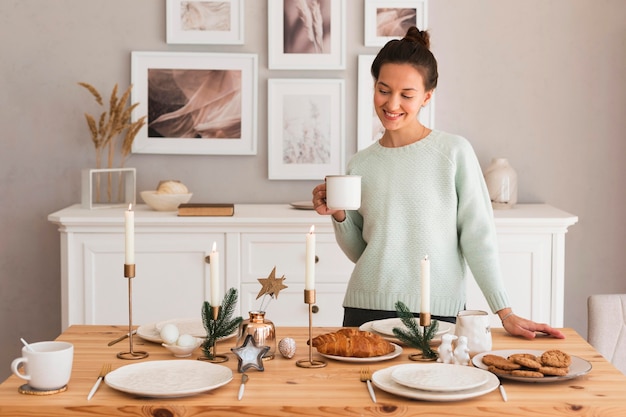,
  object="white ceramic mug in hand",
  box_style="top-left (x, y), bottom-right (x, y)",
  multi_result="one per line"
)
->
top-left (325, 175), bottom-right (361, 210)
top-left (454, 310), bottom-right (492, 356)
top-left (11, 341), bottom-right (74, 390)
